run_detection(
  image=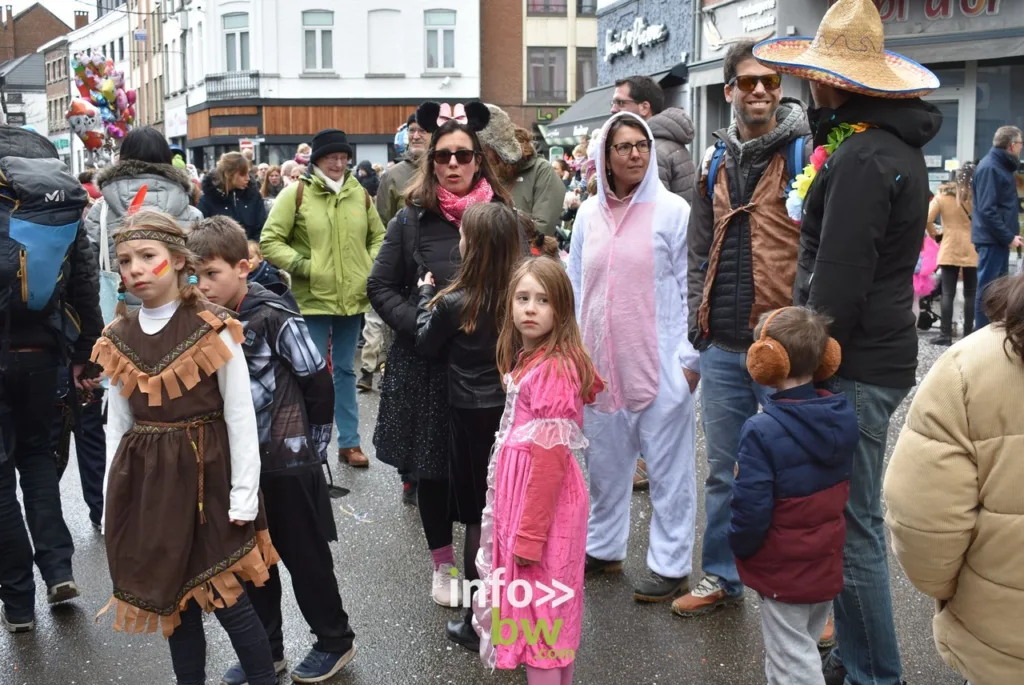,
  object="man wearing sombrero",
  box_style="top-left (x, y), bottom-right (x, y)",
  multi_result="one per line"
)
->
top-left (753, 2), bottom-right (941, 684)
